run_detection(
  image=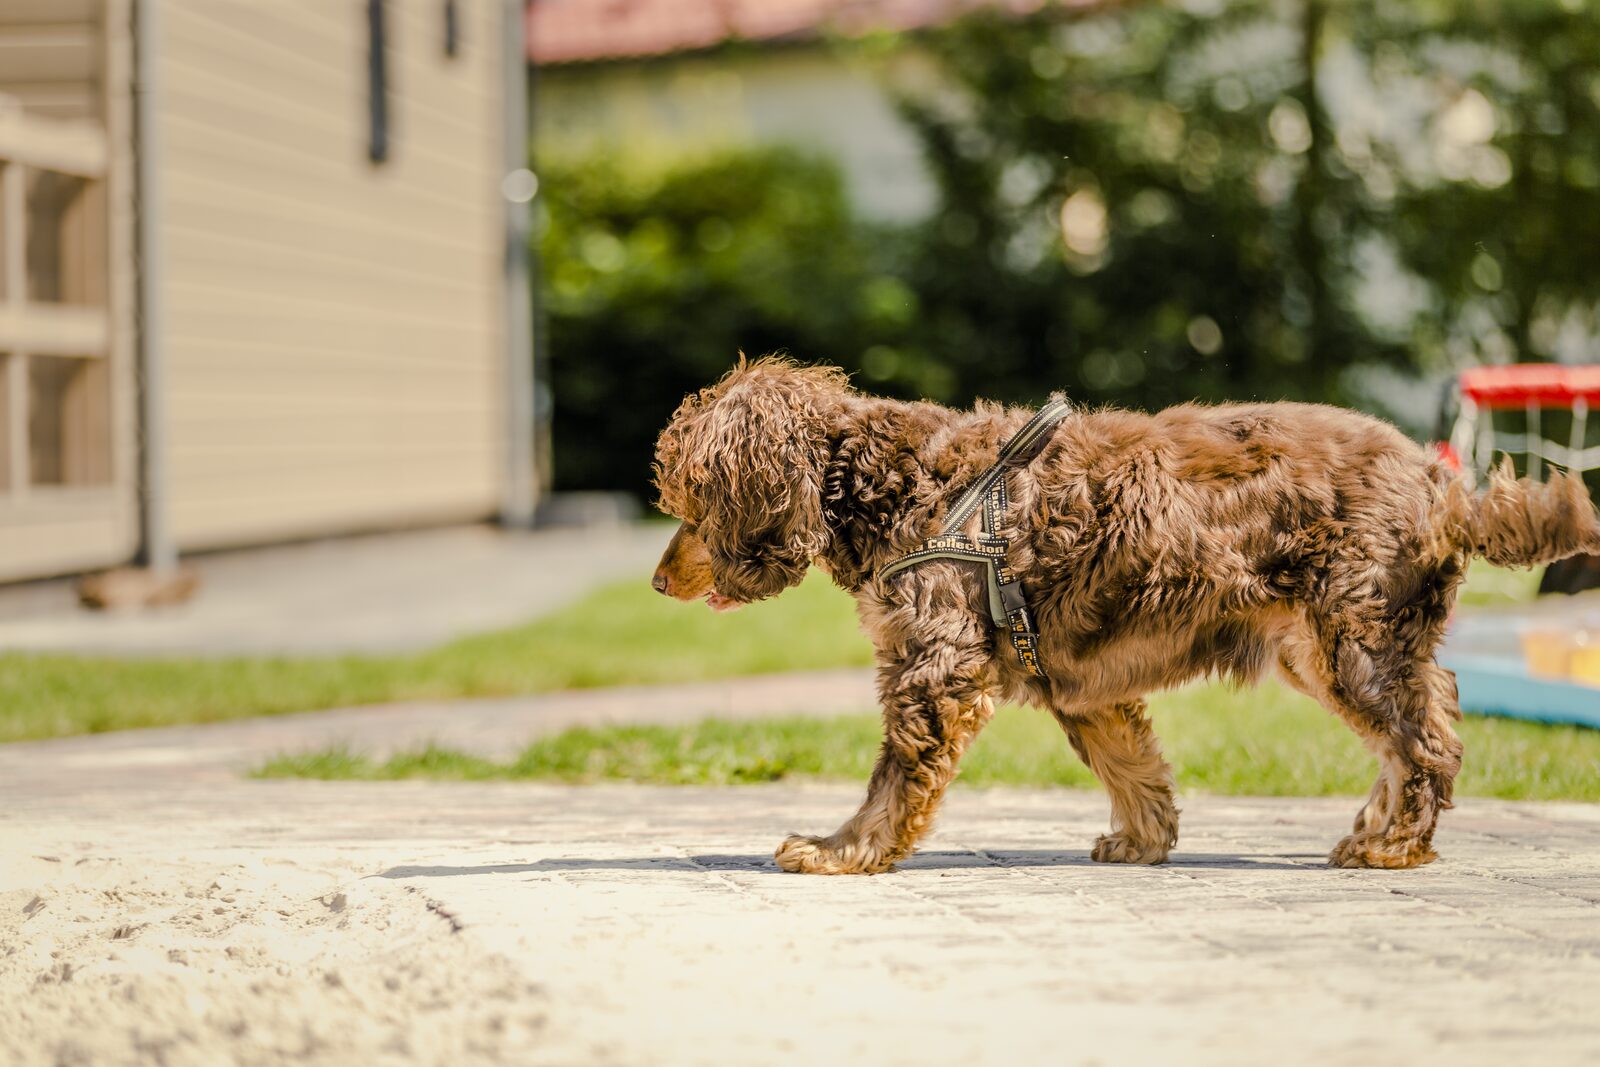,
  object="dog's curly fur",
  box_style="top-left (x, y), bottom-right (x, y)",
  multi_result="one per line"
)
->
top-left (652, 358), bottom-right (1600, 874)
